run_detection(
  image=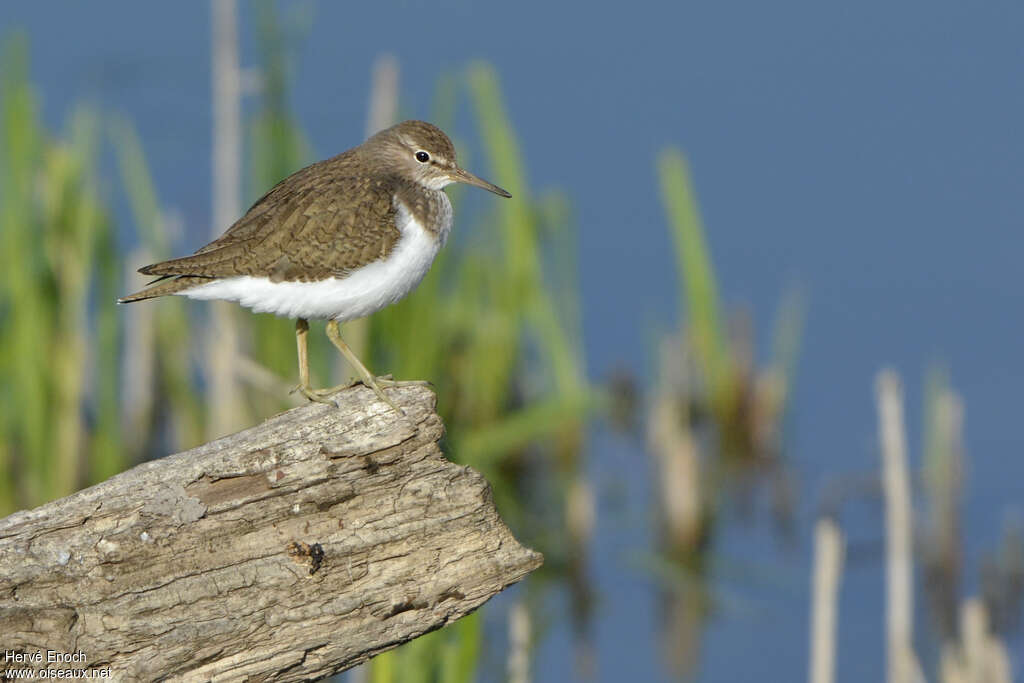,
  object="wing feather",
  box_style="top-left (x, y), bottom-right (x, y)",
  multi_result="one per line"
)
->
top-left (138, 158), bottom-right (401, 283)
